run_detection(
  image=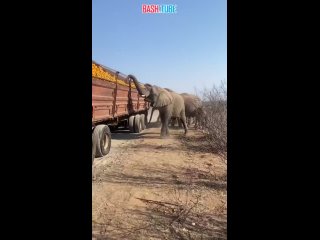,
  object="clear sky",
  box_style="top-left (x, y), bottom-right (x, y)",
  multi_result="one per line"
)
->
top-left (92, 0), bottom-right (227, 94)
